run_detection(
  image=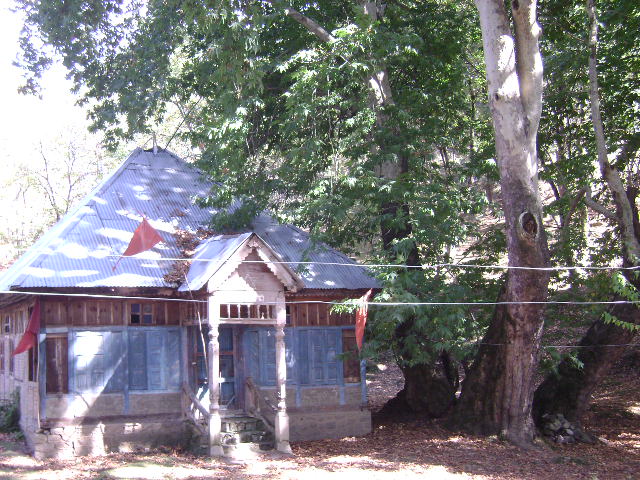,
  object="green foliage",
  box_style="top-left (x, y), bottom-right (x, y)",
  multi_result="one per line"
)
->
top-left (534, 0), bottom-right (640, 351)
top-left (15, 0), bottom-right (499, 371)
top-left (0, 391), bottom-right (20, 433)
top-left (335, 264), bottom-right (498, 368)
top-left (601, 272), bottom-right (640, 332)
